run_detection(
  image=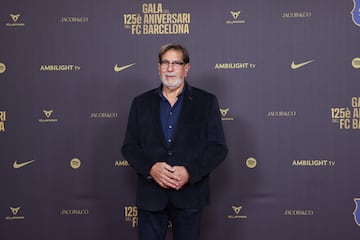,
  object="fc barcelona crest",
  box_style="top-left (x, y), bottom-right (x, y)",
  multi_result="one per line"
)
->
top-left (351, 0), bottom-right (360, 26)
top-left (353, 198), bottom-right (360, 227)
